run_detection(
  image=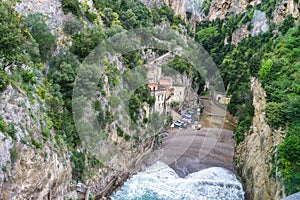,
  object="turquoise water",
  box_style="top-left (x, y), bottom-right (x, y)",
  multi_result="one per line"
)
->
top-left (111, 161), bottom-right (244, 200)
